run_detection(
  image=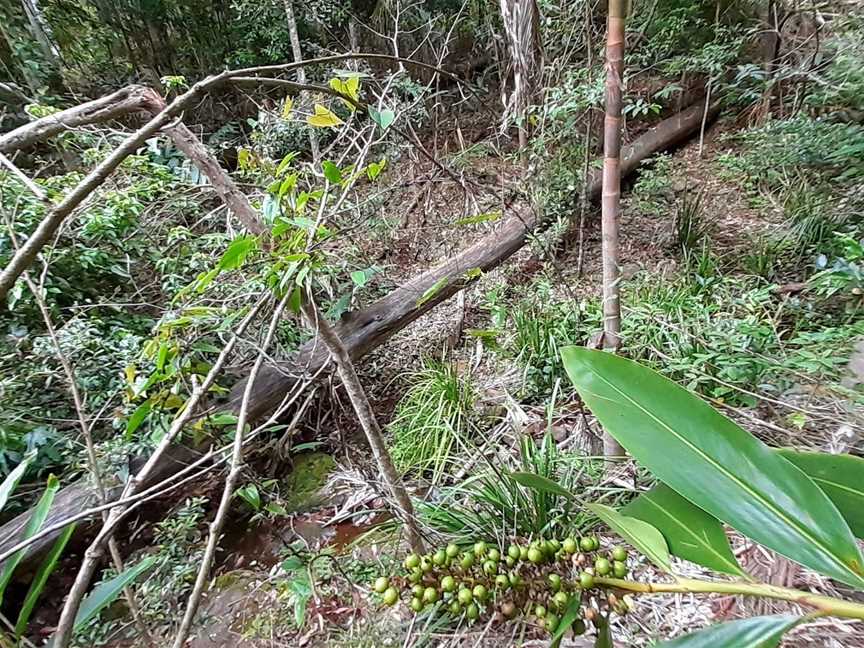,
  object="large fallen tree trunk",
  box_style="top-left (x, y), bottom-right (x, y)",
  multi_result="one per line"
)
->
top-left (231, 99), bottom-right (719, 420)
top-left (0, 99), bottom-right (717, 564)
